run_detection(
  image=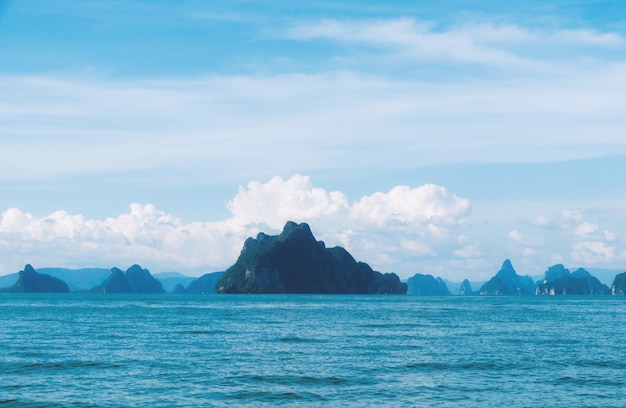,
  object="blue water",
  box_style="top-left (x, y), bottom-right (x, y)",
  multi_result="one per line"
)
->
top-left (1, 295), bottom-right (625, 407)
